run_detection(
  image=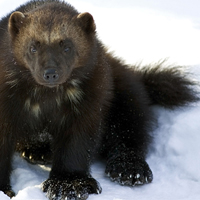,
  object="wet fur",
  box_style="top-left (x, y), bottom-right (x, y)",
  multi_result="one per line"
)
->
top-left (0, 0), bottom-right (198, 199)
